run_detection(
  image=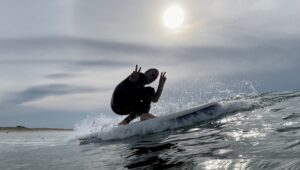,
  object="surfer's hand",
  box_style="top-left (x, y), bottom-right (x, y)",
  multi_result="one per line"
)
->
top-left (129, 64), bottom-right (141, 82)
top-left (118, 120), bottom-right (128, 126)
top-left (152, 72), bottom-right (166, 103)
top-left (159, 72), bottom-right (167, 86)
